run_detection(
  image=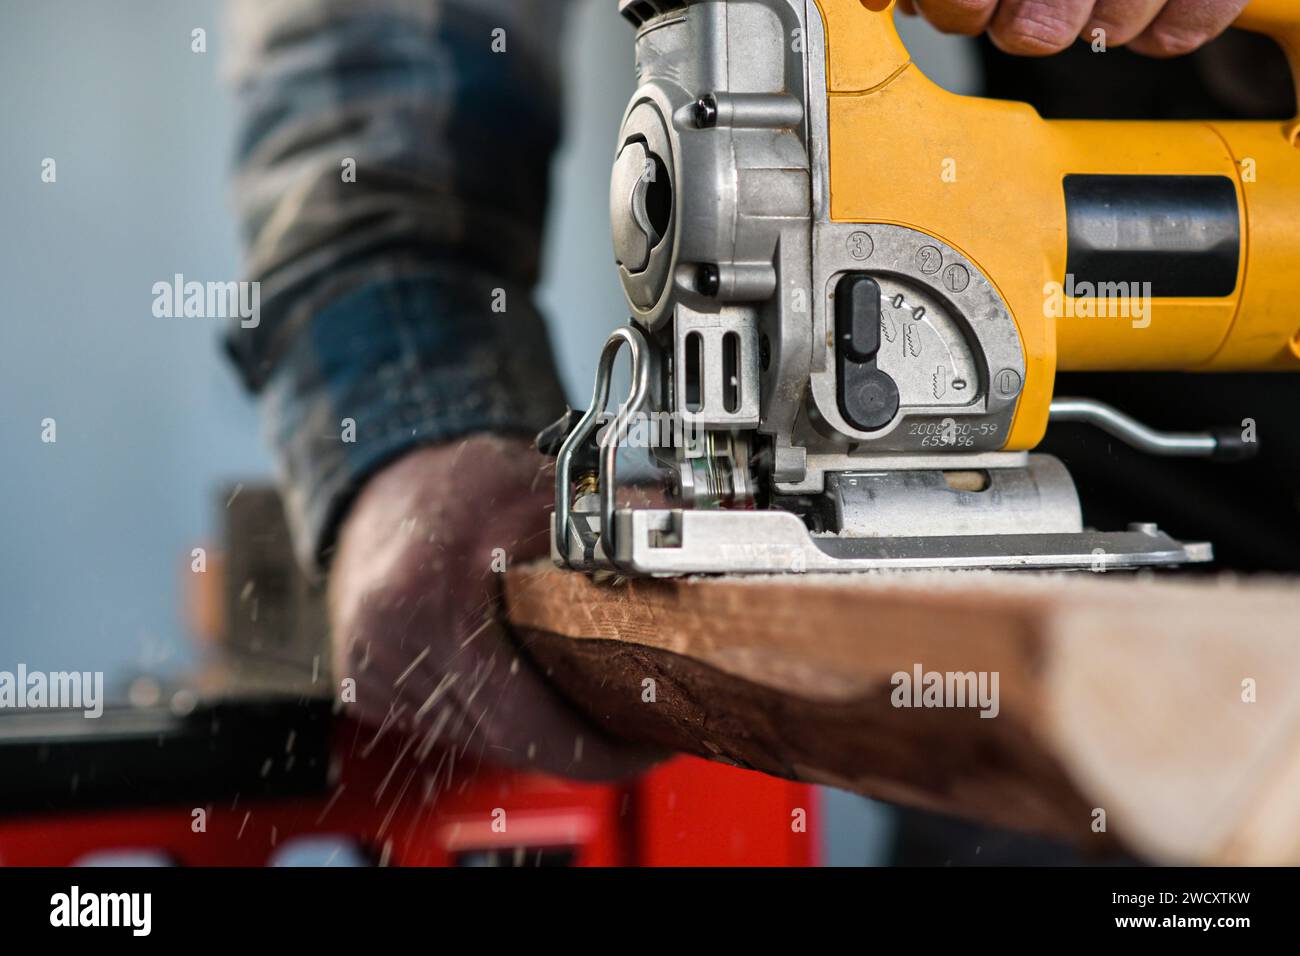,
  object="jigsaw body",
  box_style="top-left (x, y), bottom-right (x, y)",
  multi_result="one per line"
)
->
top-left (549, 0), bottom-right (1300, 574)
